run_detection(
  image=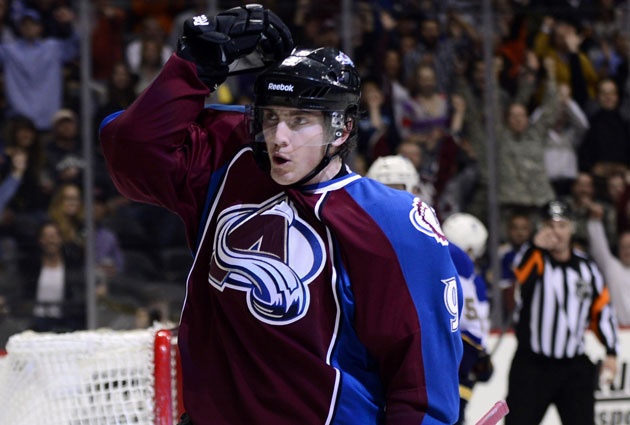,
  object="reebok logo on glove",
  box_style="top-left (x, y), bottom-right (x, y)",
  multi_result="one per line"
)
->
top-left (193, 15), bottom-right (209, 26)
top-left (268, 82), bottom-right (294, 92)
